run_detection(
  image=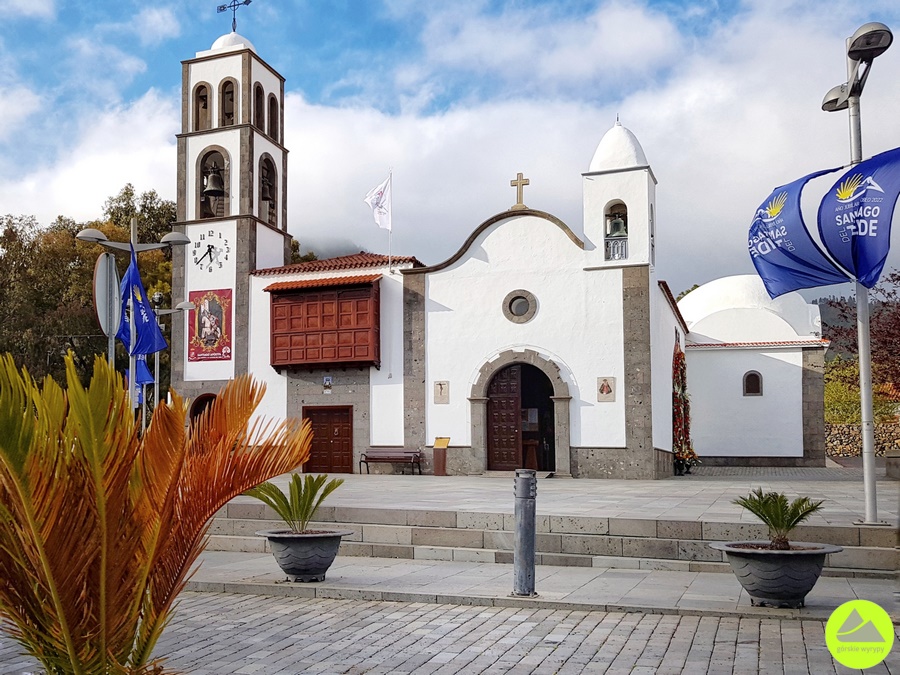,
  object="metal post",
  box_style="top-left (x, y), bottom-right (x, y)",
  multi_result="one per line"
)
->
top-left (129, 217), bottom-right (138, 412)
top-left (512, 468), bottom-right (537, 597)
top-left (106, 254), bottom-right (116, 368)
top-left (847, 66), bottom-right (879, 524)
